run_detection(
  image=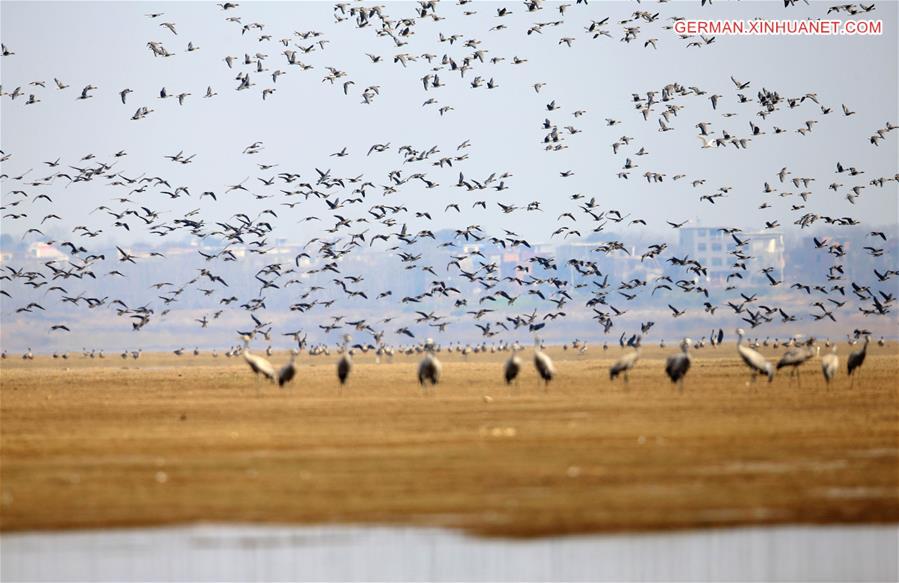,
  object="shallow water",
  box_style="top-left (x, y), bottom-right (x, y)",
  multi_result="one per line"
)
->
top-left (1, 524), bottom-right (896, 582)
